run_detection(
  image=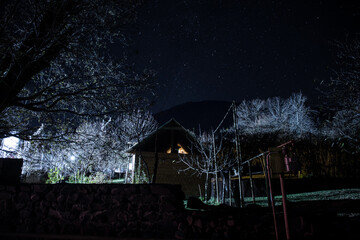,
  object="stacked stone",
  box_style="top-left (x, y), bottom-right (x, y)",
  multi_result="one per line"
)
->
top-left (1, 184), bottom-right (359, 239)
top-left (0, 184), bottom-right (184, 238)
